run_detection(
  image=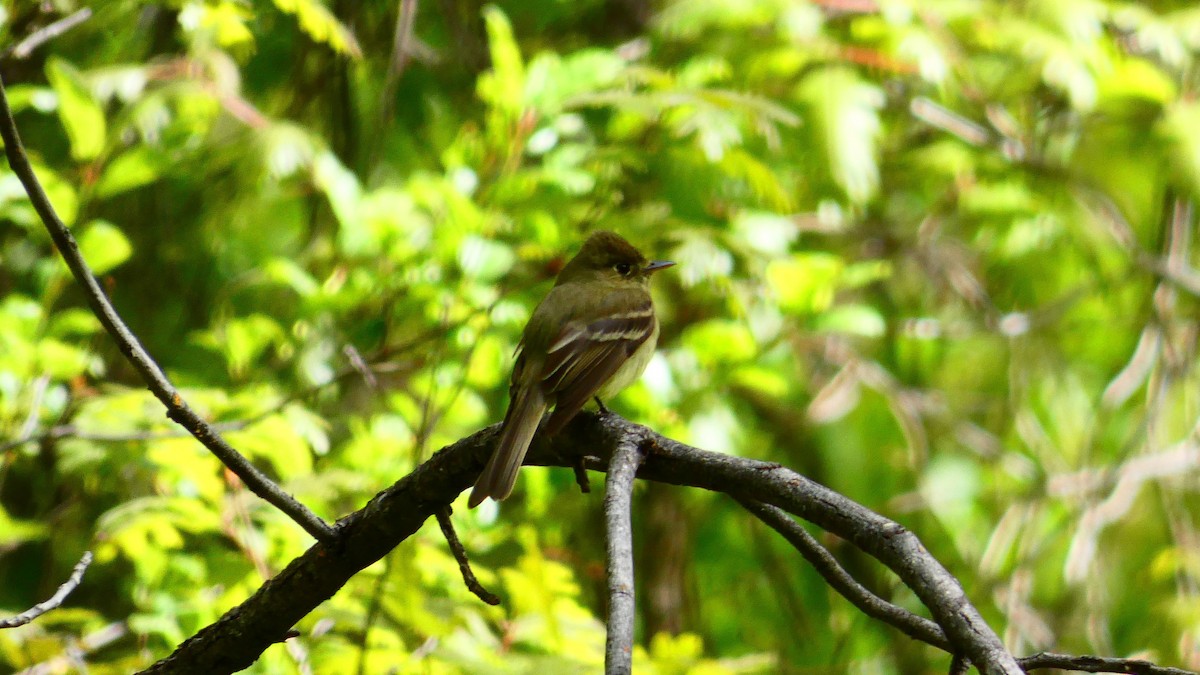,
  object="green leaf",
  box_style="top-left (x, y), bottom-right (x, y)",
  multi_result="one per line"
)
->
top-left (95, 146), bottom-right (163, 198)
top-left (183, 1), bottom-right (255, 49)
top-left (766, 252), bottom-right (844, 313)
top-left (47, 308), bottom-right (102, 337)
top-left (0, 504), bottom-right (48, 546)
top-left (671, 235), bottom-right (734, 288)
top-left (221, 314), bottom-right (286, 377)
top-left (682, 320), bottom-right (757, 365)
top-left (4, 84), bottom-right (58, 114)
top-left (814, 304), bottom-right (886, 337)
top-left (1098, 58), bottom-right (1176, 105)
top-left (36, 339), bottom-right (98, 379)
top-left (77, 219), bottom-right (133, 274)
top-left (841, 260), bottom-right (893, 288)
top-left (732, 210), bottom-right (798, 254)
top-left (1161, 100), bottom-right (1200, 199)
top-left (45, 57), bottom-right (106, 161)
top-left (284, 403), bottom-right (331, 456)
top-left (458, 235), bottom-right (515, 282)
top-left (313, 151), bottom-right (362, 232)
top-left (527, 49), bottom-right (625, 115)
top-left (273, 0), bottom-right (362, 57)
top-left (478, 6), bottom-right (526, 117)
top-left (228, 414), bottom-right (315, 479)
top-left (796, 66), bottom-right (883, 203)
top-left (0, 161), bottom-right (80, 226)
top-left (263, 259), bottom-right (321, 297)
top-left (720, 149), bottom-right (794, 211)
